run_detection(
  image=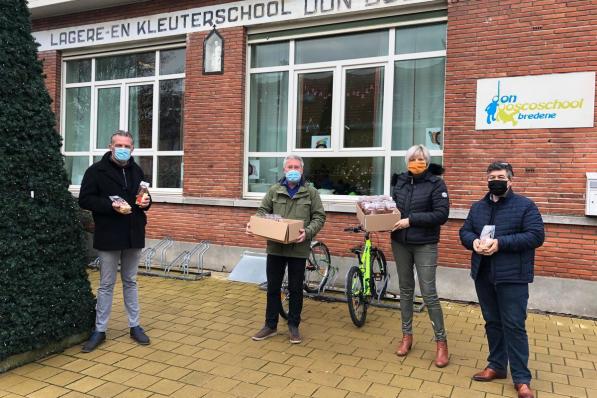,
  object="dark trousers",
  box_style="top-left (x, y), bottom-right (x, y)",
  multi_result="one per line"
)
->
top-left (475, 265), bottom-right (531, 385)
top-left (265, 254), bottom-right (306, 329)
